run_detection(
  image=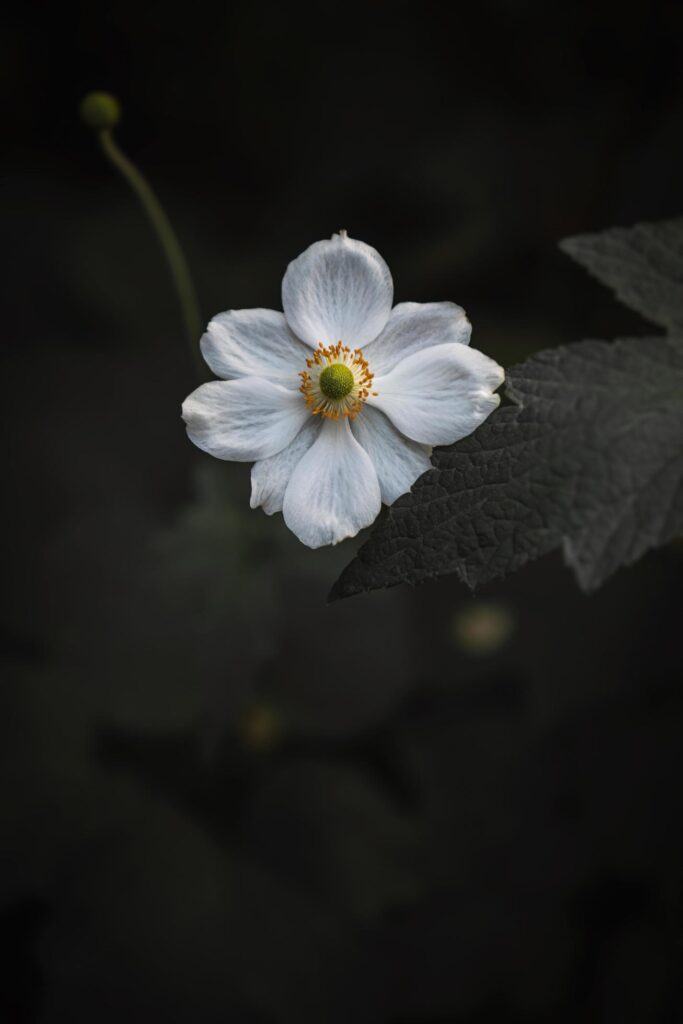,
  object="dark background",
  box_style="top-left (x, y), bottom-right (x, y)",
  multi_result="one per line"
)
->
top-left (2, 2), bottom-right (682, 1021)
